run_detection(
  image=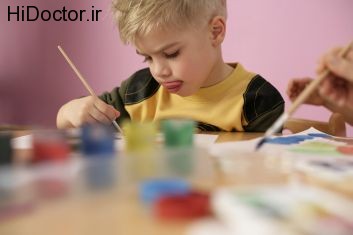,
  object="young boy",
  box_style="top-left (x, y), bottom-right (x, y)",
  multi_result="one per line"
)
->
top-left (57, 0), bottom-right (284, 132)
top-left (287, 45), bottom-right (353, 126)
